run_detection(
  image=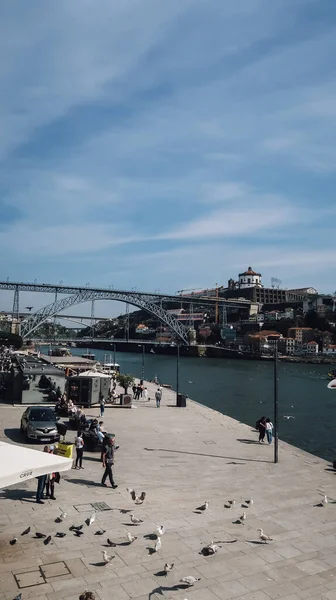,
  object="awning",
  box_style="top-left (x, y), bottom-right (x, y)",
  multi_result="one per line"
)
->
top-left (78, 370), bottom-right (110, 378)
top-left (0, 441), bottom-right (72, 489)
top-left (328, 378), bottom-right (336, 389)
